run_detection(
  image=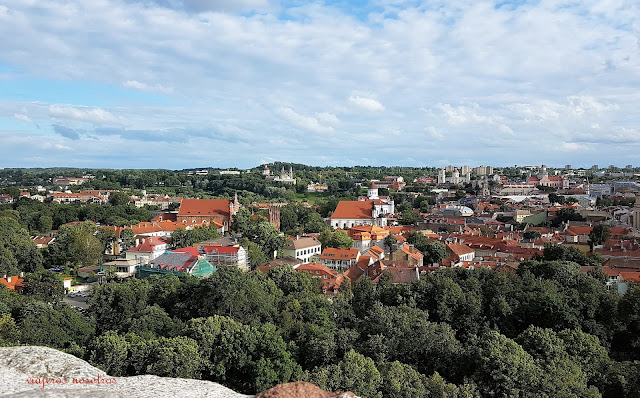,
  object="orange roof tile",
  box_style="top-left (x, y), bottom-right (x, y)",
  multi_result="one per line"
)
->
top-left (330, 201), bottom-right (373, 220)
top-left (447, 242), bottom-right (475, 256)
top-left (178, 199), bottom-right (231, 217)
top-left (0, 275), bottom-right (25, 291)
